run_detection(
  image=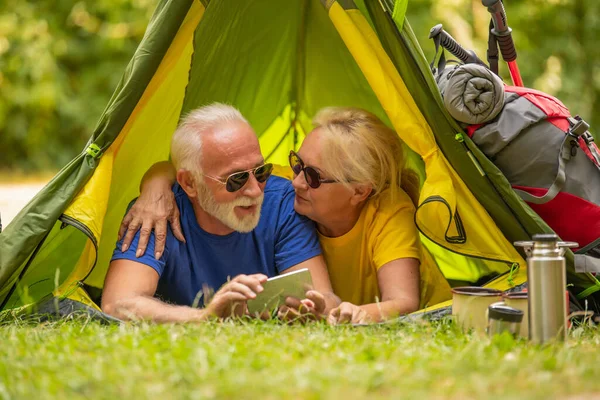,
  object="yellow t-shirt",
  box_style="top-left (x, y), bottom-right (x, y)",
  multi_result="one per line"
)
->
top-left (318, 189), bottom-right (451, 309)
